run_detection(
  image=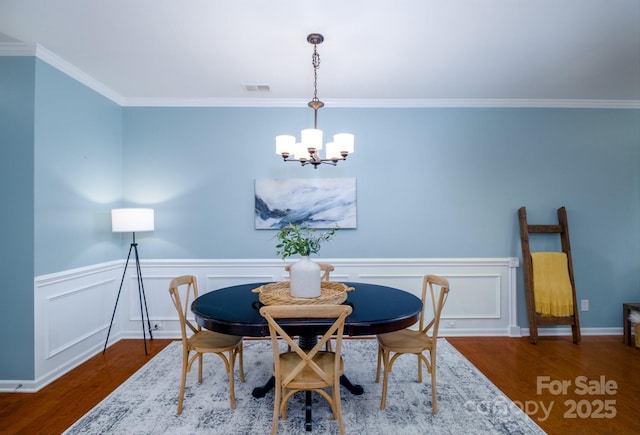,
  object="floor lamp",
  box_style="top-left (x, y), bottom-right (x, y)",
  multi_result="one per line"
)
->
top-left (103, 208), bottom-right (155, 355)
